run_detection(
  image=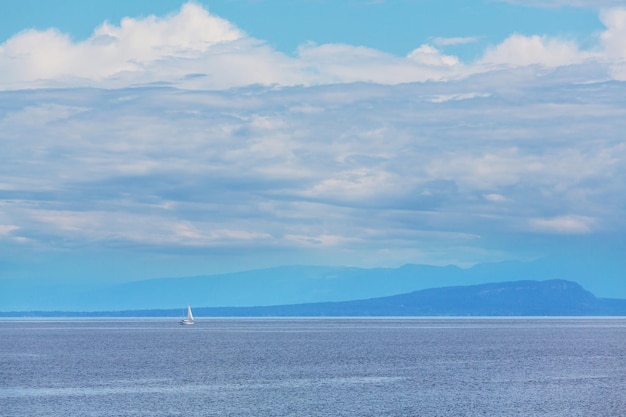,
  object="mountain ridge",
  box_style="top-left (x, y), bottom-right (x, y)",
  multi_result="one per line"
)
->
top-left (3, 279), bottom-right (626, 317)
top-left (2, 256), bottom-right (625, 311)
